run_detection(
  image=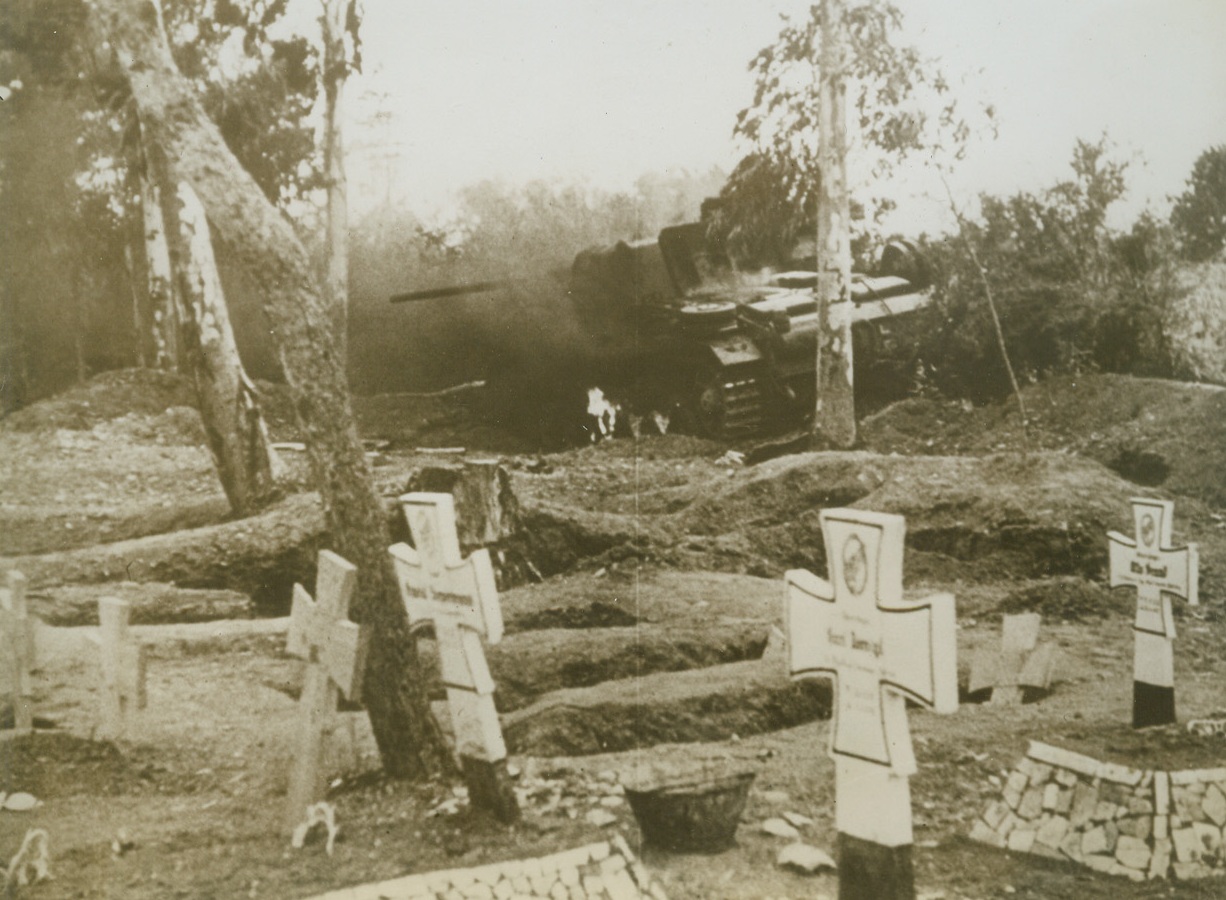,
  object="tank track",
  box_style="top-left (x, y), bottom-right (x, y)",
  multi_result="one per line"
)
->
top-left (696, 364), bottom-right (768, 439)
